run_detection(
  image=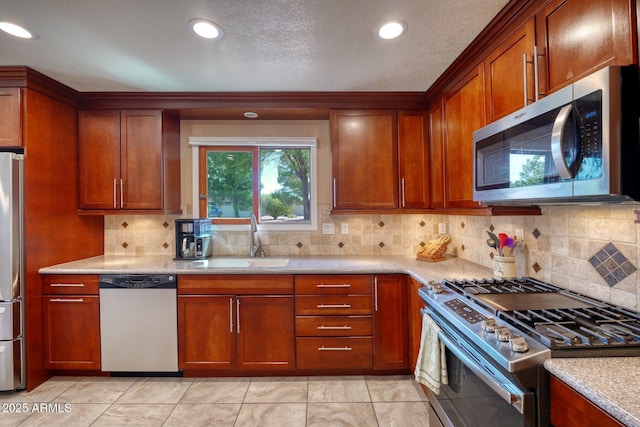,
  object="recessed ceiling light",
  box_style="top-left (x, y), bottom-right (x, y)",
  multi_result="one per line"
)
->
top-left (189, 19), bottom-right (223, 40)
top-left (243, 112), bottom-right (259, 119)
top-left (0, 21), bottom-right (38, 39)
top-left (377, 20), bottom-right (407, 40)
